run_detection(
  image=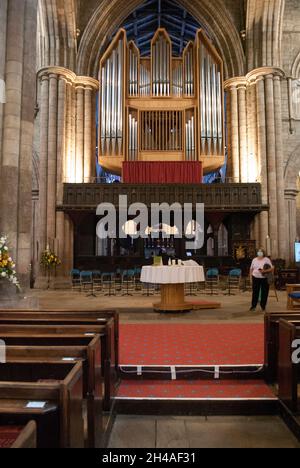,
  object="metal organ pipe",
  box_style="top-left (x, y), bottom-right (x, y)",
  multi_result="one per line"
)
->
top-left (199, 42), bottom-right (223, 157)
top-left (152, 34), bottom-right (171, 97)
top-left (185, 114), bottom-right (195, 161)
top-left (100, 35), bottom-right (124, 158)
